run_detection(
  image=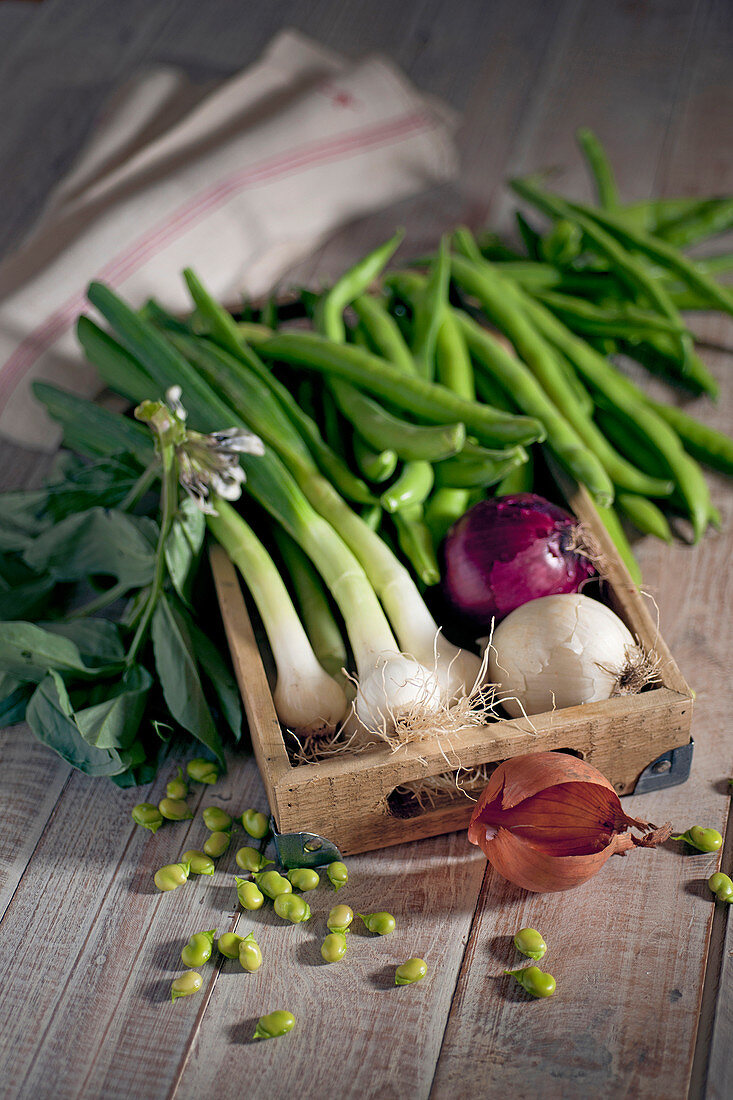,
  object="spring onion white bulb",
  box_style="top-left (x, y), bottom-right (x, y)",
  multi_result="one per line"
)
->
top-left (488, 592), bottom-right (651, 718)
